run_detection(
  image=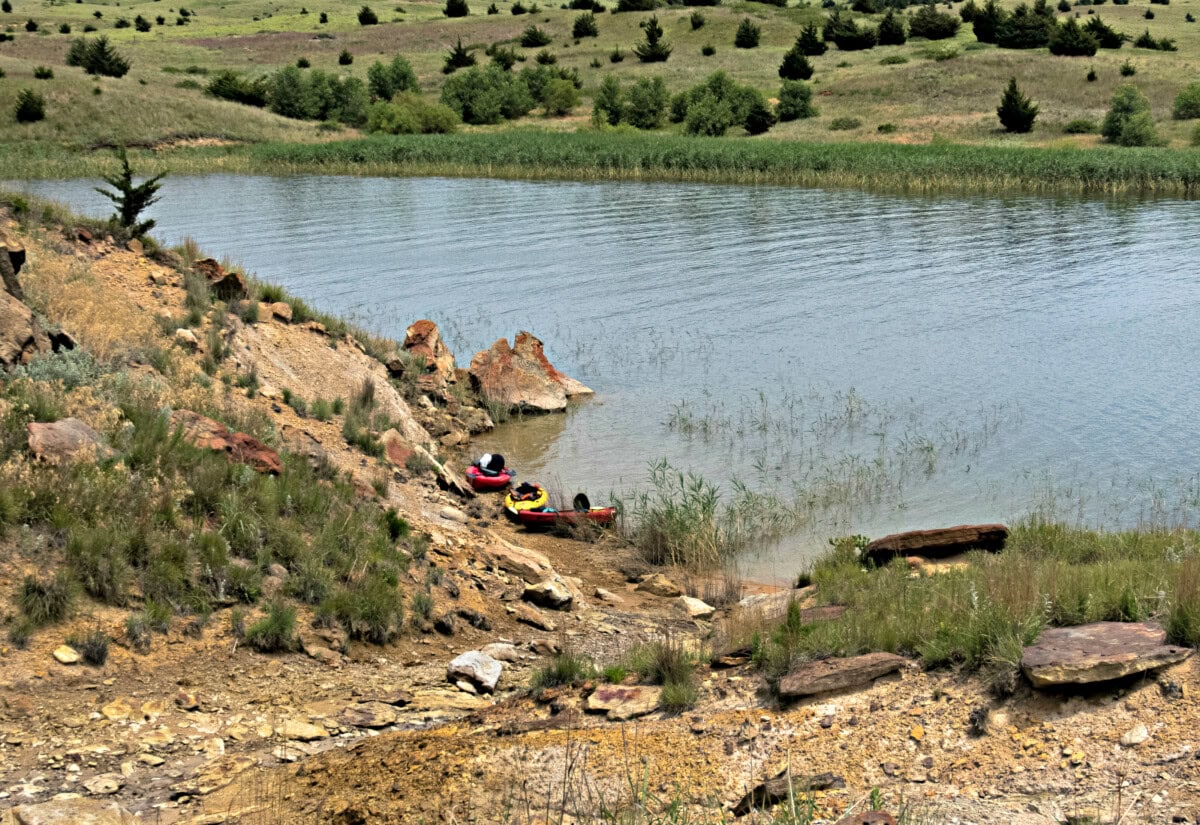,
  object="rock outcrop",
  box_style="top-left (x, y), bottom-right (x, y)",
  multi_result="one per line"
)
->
top-left (585, 685), bottom-right (661, 721)
top-left (0, 798), bottom-right (136, 825)
top-left (0, 290), bottom-right (51, 367)
top-left (403, 320), bottom-right (456, 388)
top-left (1021, 622), bottom-right (1193, 688)
top-left (170, 410), bottom-right (283, 475)
top-left (1, 235), bottom-right (27, 300)
top-left (27, 418), bottom-right (112, 464)
top-left (862, 524), bottom-right (1008, 565)
top-left (194, 258), bottom-right (249, 302)
top-left (777, 652), bottom-right (908, 699)
top-left (469, 331), bottom-right (593, 413)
